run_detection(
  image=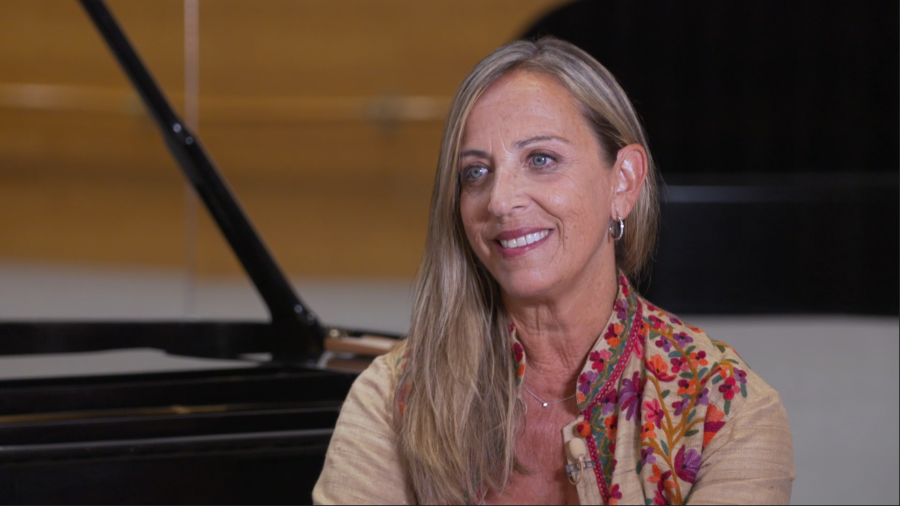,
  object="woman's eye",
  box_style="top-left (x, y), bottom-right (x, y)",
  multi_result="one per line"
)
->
top-left (463, 166), bottom-right (488, 181)
top-left (532, 154), bottom-right (551, 167)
